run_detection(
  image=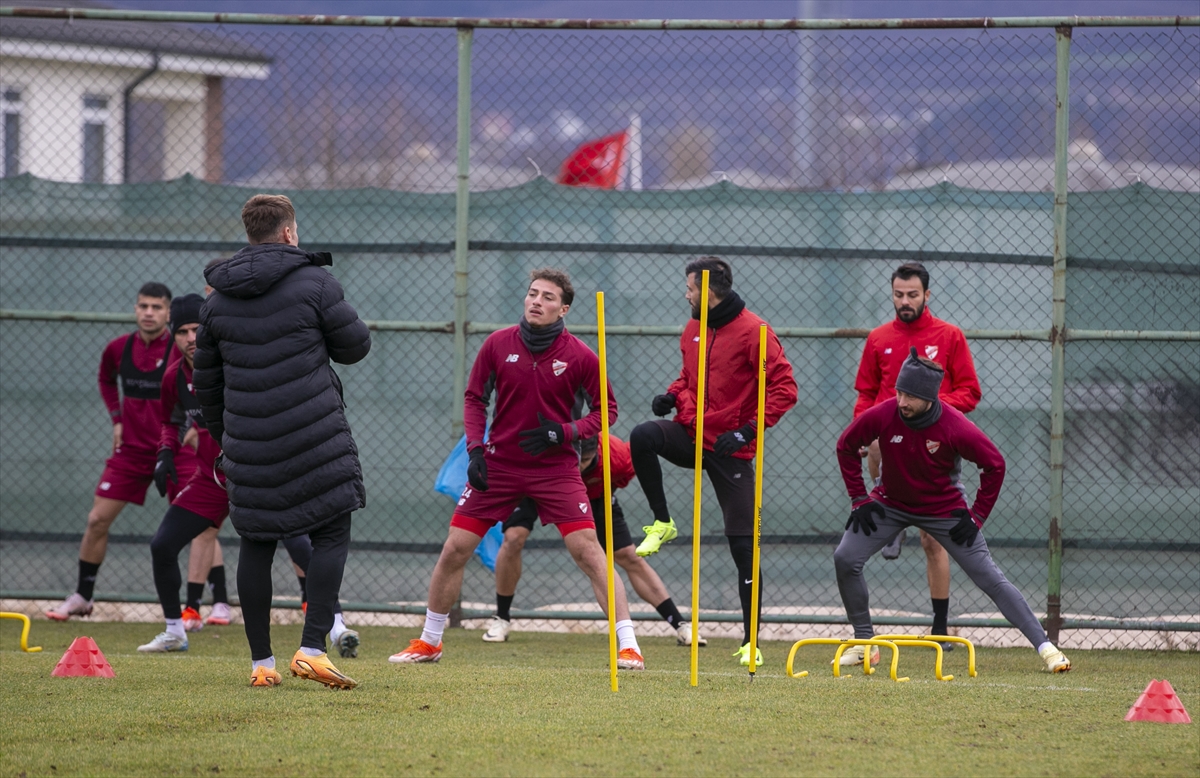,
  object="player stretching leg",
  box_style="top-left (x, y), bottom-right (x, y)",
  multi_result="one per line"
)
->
top-left (833, 349), bottom-right (1070, 673)
top-left (391, 269), bottom-right (645, 670)
top-left (628, 258), bottom-right (797, 667)
top-left (137, 295), bottom-right (233, 652)
top-left (46, 283), bottom-right (173, 621)
top-left (484, 435), bottom-right (706, 648)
